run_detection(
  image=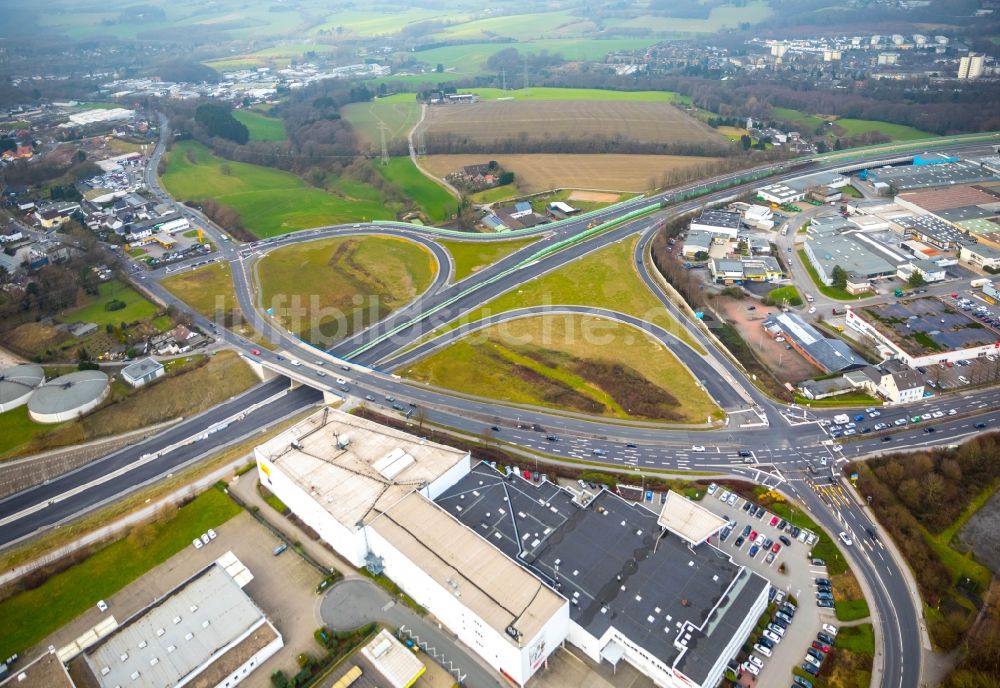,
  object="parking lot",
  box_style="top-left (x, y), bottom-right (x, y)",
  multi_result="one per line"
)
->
top-left (699, 486), bottom-right (842, 686)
